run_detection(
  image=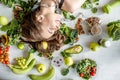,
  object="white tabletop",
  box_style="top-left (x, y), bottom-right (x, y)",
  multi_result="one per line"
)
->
top-left (0, 0), bottom-right (120, 80)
